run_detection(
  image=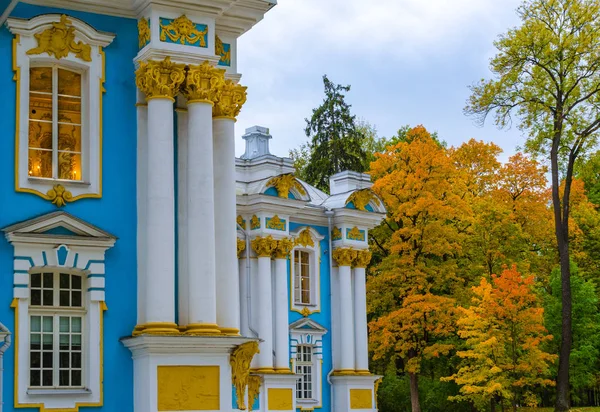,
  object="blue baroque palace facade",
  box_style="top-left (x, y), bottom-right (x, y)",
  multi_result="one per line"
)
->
top-left (0, 1), bottom-right (385, 411)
